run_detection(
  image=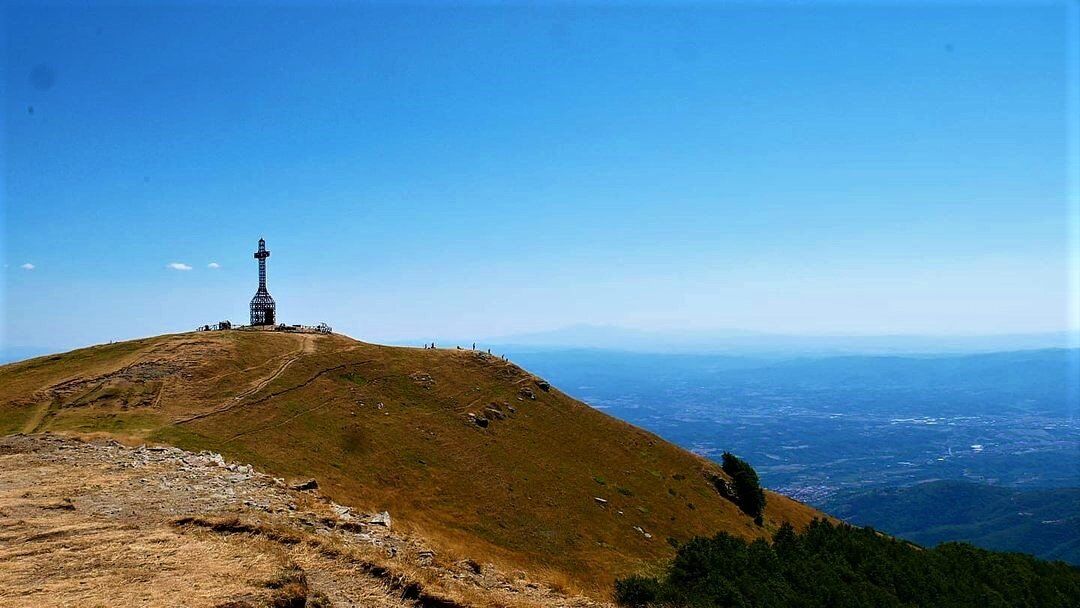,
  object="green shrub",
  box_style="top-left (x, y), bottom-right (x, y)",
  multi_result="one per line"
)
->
top-left (614, 575), bottom-right (663, 607)
top-left (614, 519), bottom-right (1080, 607)
top-left (721, 452), bottom-right (766, 520)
